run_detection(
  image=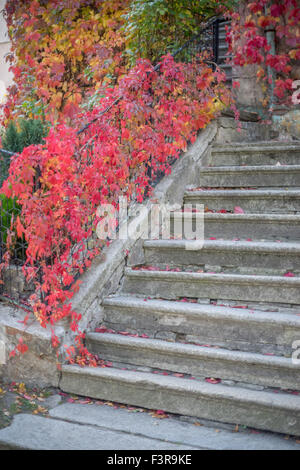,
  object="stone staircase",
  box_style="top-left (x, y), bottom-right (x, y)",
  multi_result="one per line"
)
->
top-left (217, 20), bottom-right (233, 84)
top-left (61, 141), bottom-right (300, 437)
